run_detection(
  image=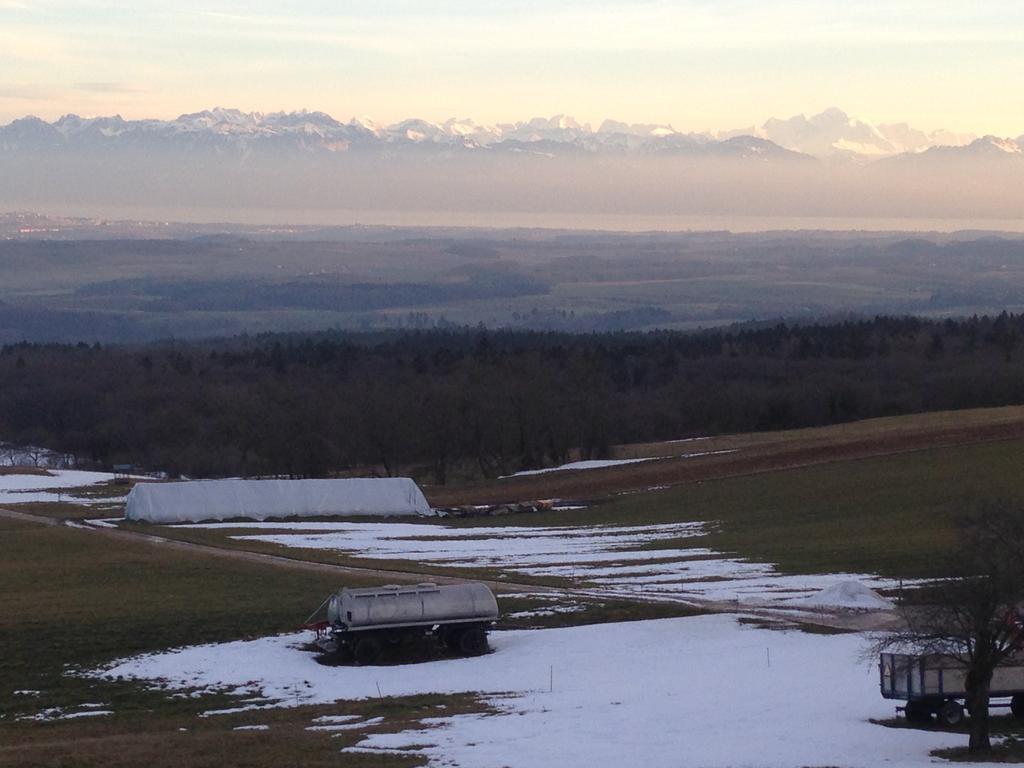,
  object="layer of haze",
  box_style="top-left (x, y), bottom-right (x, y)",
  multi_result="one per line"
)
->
top-left (3, 0), bottom-right (1024, 136)
top-left (3, 147), bottom-right (1024, 230)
